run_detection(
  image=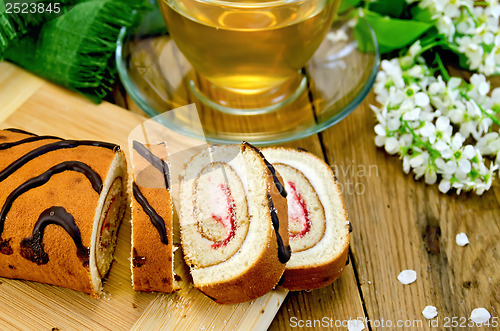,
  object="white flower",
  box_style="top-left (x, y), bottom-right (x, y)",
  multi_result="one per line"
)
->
top-left (485, 1), bottom-right (500, 20)
top-left (371, 43), bottom-right (499, 195)
top-left (456, 15), bottom-right (476, 34)
top-left (476, 132), bottom-right (500, 155)
top-left (437, 16), bottom-right (456, 41)
top-left (413, 152), bottom-right (431, 180)
top-left (480, 51), bottom-right (499, 76)
top-left (429, 77), bottom-right (446, 95)
top-left (408, 40), bottom-right (422, 58)
top-left (403, 107), bottom-right (421, 121)
top-left (420, 117), bottom-right (453, 155)
top-left (469, 74), bottom-right (490, 102)
top-left (438, 177), bottom-right (451, 193)
top-left (415, 92), bottom-right (430, 107)
top-left (457, 36), bottom-right (484, 70)
top-left (418, 0), bottom-right (500, 75)
top-left (402, 155), bottom-right (411, 173)
top-left (385, 137), bottom-right (400, 155)
top-left (381, 59), bottom-right (405, 89)
top-left (425, 165), bottom-right (438, 184)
